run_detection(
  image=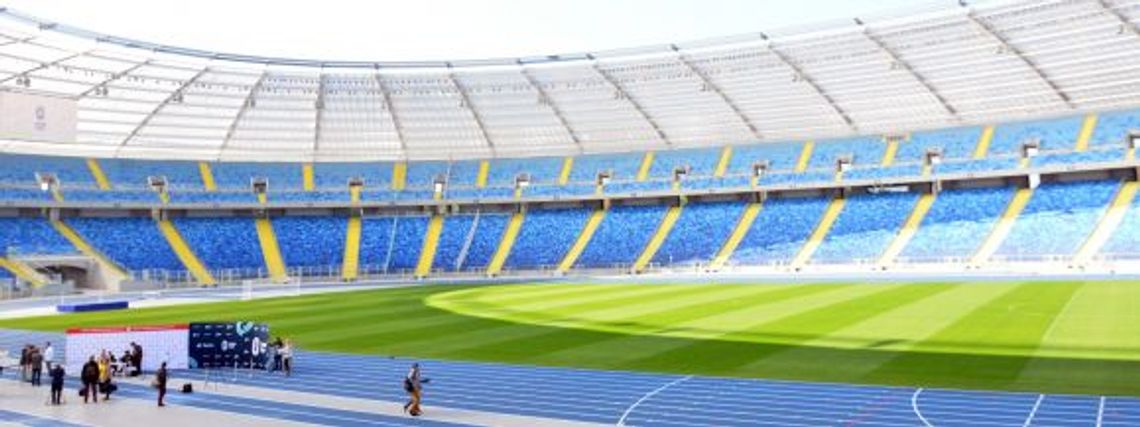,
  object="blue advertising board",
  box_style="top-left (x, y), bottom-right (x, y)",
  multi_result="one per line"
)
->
top-left (188, 321), bottom-right (270, 369)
